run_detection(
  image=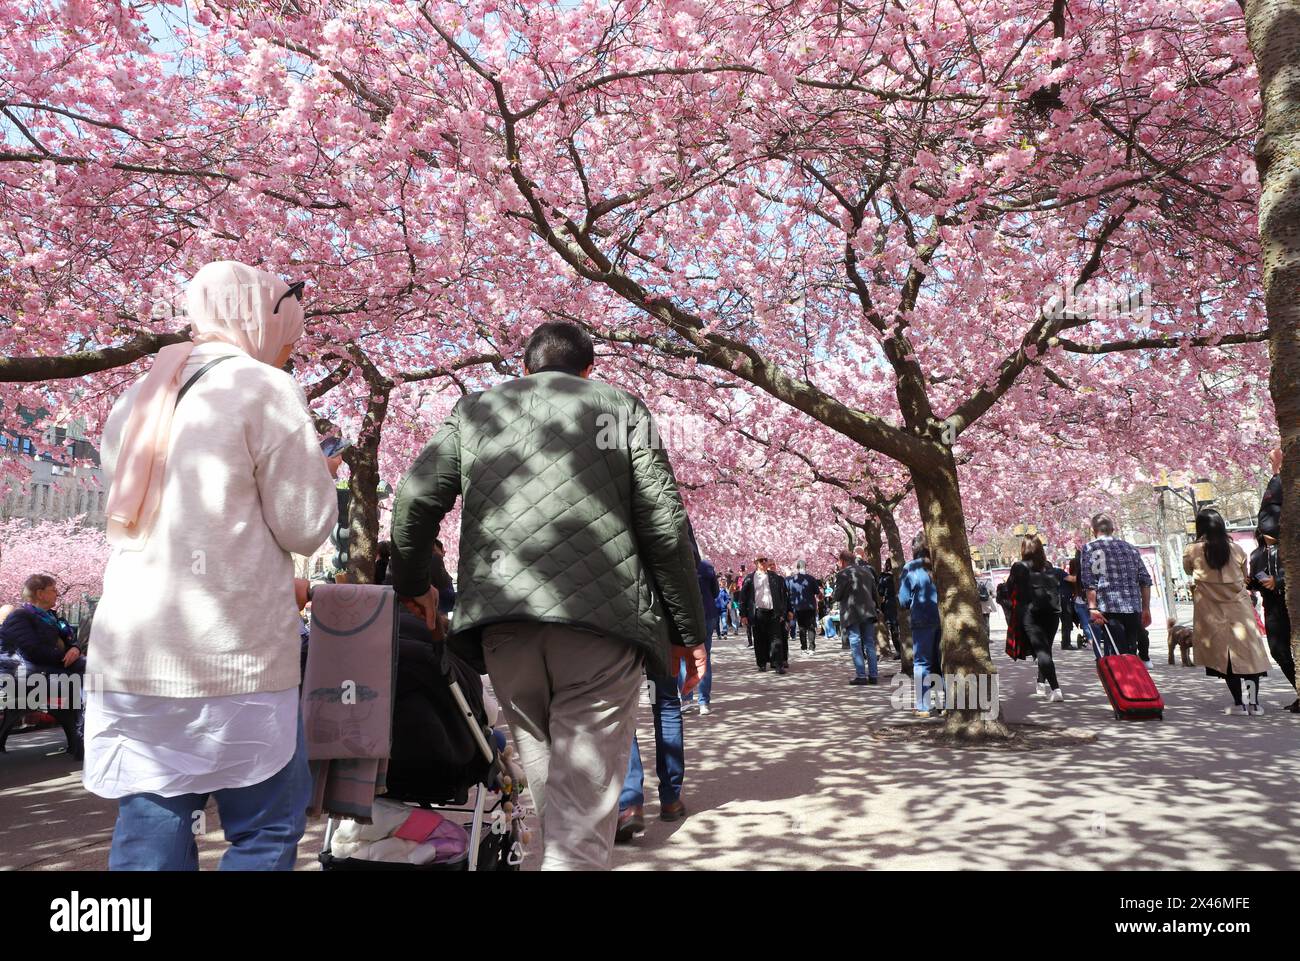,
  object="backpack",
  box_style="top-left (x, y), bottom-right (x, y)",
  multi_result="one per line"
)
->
top-left (977, 581), bottom-right (990, 603)
top-left (1027, 568), bottom-right (1062, 615)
